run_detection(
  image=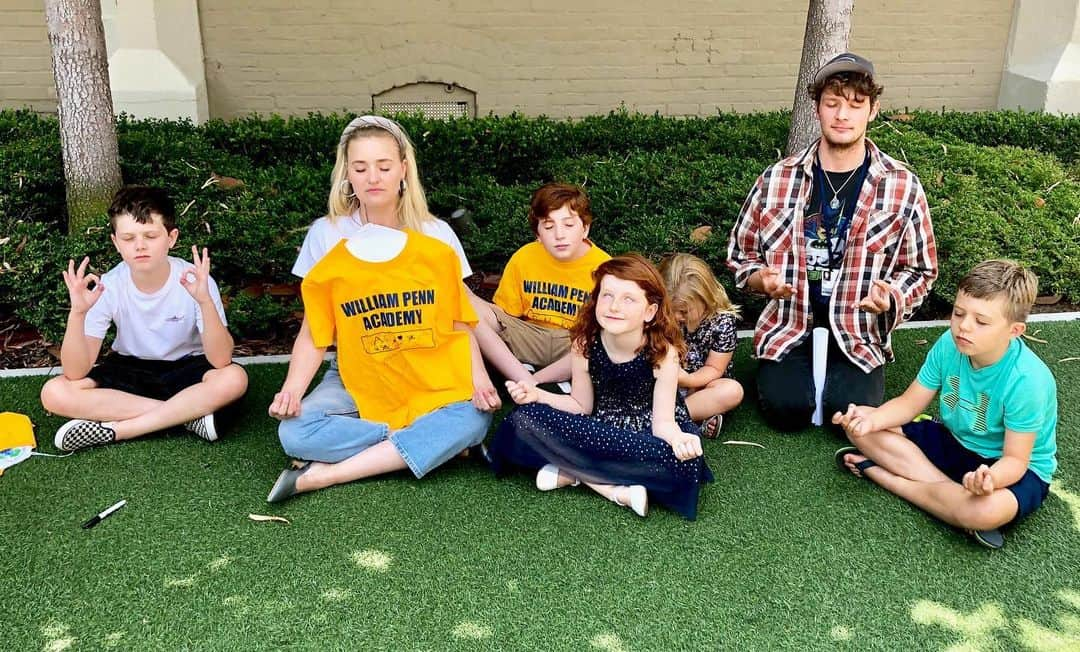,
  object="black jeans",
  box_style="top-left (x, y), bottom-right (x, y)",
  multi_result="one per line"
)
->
top-left (756, 328), bottom-right (885, 433)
